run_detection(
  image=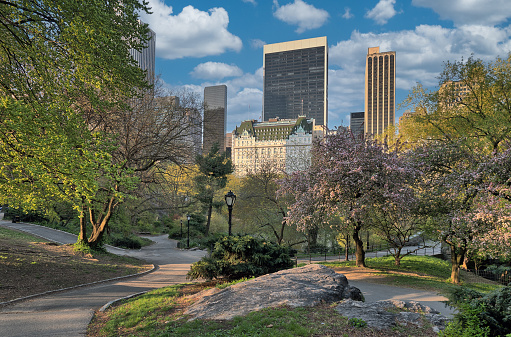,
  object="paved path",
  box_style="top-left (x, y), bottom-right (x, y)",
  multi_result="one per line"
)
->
top-left (0, 219), bottom-right (206, 337)
top-left (0, 219), bottom-right (453, 336)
